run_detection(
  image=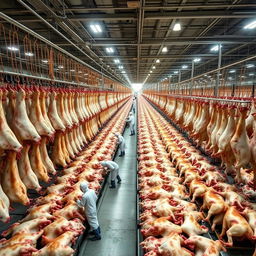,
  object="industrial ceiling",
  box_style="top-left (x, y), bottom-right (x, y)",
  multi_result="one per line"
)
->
top-left (0, 0), bottom-right (256, 86)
